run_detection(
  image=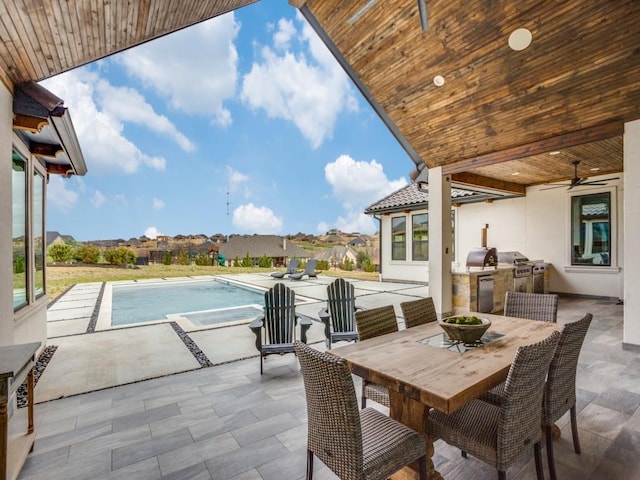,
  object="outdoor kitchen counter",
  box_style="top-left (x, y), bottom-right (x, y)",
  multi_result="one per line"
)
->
top-left (452, 266), bottom-right (515, 314)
